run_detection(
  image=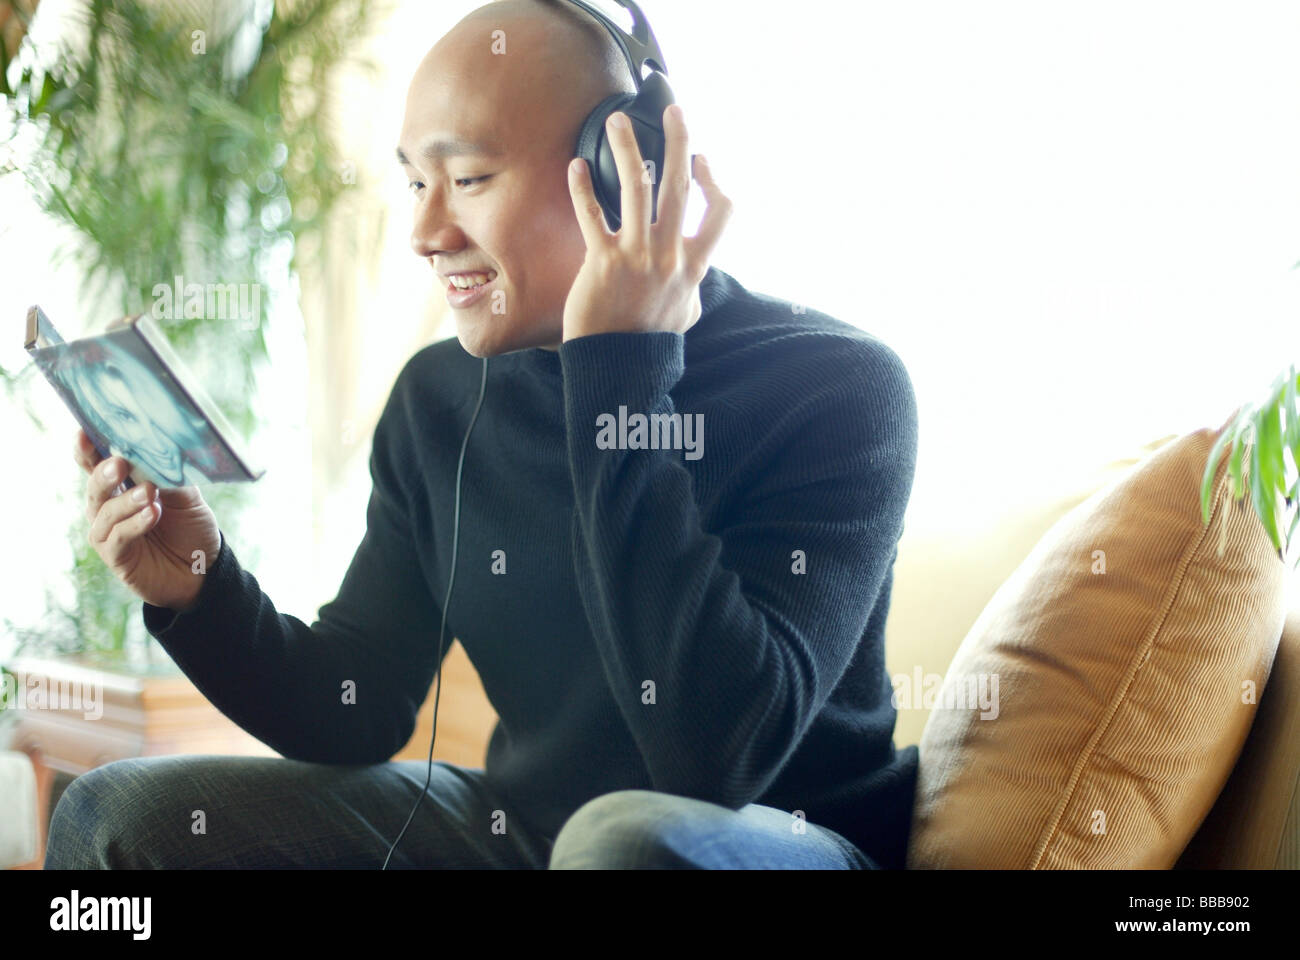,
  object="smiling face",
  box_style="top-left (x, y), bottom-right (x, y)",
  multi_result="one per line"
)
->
top-left (398, 1), bottom-right (634, 357)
